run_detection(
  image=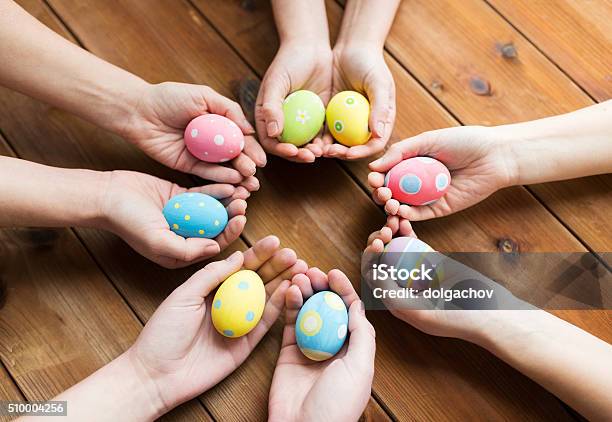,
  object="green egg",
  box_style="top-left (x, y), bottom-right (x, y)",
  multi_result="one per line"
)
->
top-left (280, 90), bottom-right (325, 146)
